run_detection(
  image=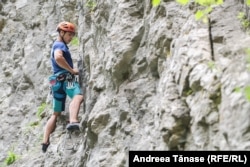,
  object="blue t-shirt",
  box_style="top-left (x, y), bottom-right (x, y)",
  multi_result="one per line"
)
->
top-left (51, 41), bottom-right (73, 74)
